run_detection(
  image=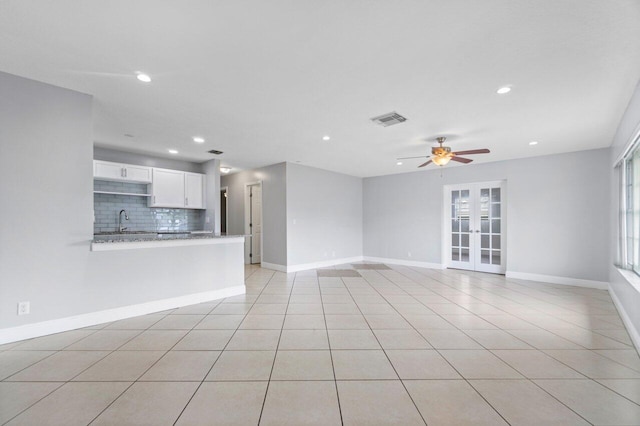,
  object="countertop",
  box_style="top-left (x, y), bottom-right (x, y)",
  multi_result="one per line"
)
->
top-left (91, 232), bottom-right (246, 251)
